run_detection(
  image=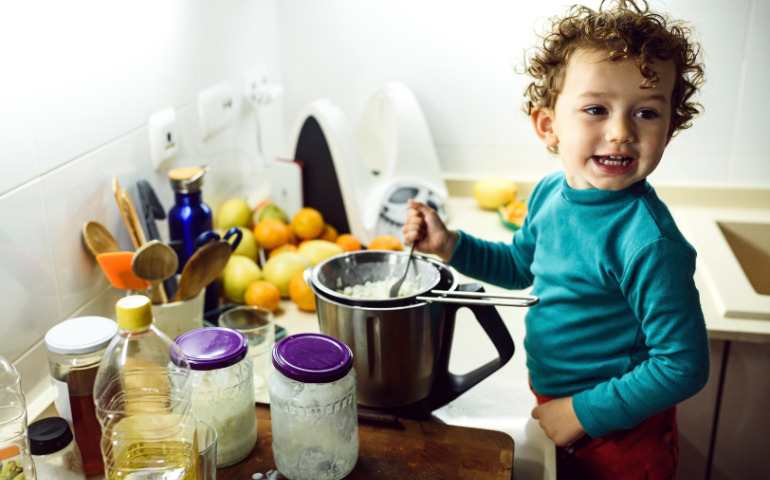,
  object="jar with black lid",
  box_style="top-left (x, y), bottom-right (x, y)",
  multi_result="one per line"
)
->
top-left (28, 416), bottom-right (85, 480)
